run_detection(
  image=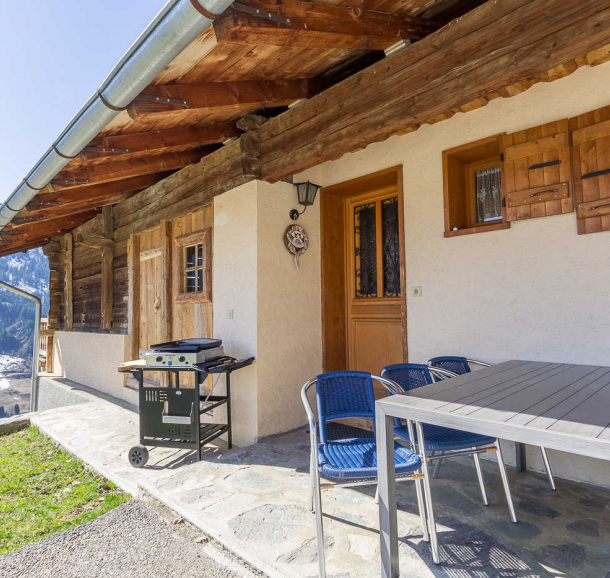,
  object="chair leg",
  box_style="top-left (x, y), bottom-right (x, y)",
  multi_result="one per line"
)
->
top-left (472, 449), bottom-right (489, 506)
top-left (309, 451), bottom-right (315, 512)
top-left (432, 452), bottom-right (443, 479)
top-left (313, 464), bottom-right (326, 578)
top-left (374, 485), bottom-right (379, 505)
top-left (540, 447), bottom-right (556, 491)
top-left (415, 421), bottom-right (440, 564)
top-left (495, 440), bottom-right (517, 523)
